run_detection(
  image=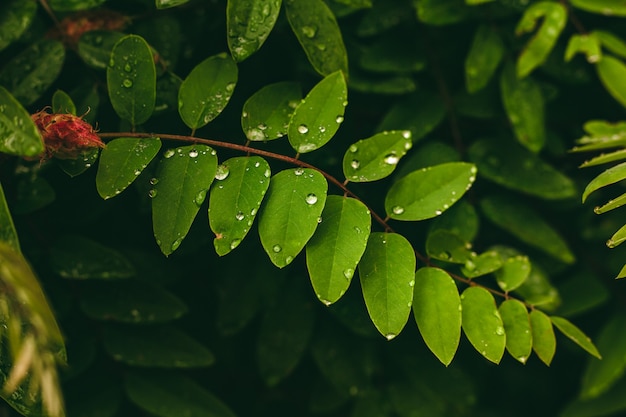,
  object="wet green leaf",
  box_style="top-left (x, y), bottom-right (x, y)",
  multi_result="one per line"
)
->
top-left (107, 35), bottom-right (156, 126)
top-left (288, 70), bottom-right (347, 153)
top-left (583, 161), bottom-right (626, 203)
top-left (152, 145), bottom-right (217, 256)
top-left (465, 25), bottom-right (505, 93)
top-left (480, 195), bottom-right (575, 264)
top-left (579, 148), bottom-right (626, 168)
top-left (468, 138), bottom-right (576, 199)
top-left (285, 0), bottom-right (348, 76)
top-left (385, 162), bottom-right (477, 221)
top-left (551, 316), bottom-right (601, 359)
top-left (57, 148), bottom-right (100, 178)
top-left (572, 120), bottom-right (626, 153)
top-left (50, 235), bottom-right (135, 279)
top-left (104, 325), bottom-right (214, 367)
top-left (242, 82), bottom-right (302, 141)
top-left (51, 90), bottom-right (76, 114)
top-left (306, 196), bottom-right (371, 305)
top-left (425, 229), bottom-right (473, 264)
top-left (258, 168), bottom-right (328, 268)
top-left (377, 92), bottom-right (446, 141)
top-left (596, 55), bottom-right (626, 109)
top-left (79, 280), bottom-right (188, 324)
top-left (413, 267), bottom-right (461, 366)
top-left (0, 183), bottom-right (19, 252)
top-left (565, 33), bottom-right (602, 63)
top-left (516, 263), bottom-right (560, 309)
top-left (460, 286), bottom-right (506, 364)
top-left (461, 251), bottom-right (502, 278)
top-left (529, 309), bottom-right (555, 365)
top-left (515, 2), bottom-right (567, 78)
top-left (0, 86), bottom-right (43, 157)
top-left (607, 224), bottom-right (626, 248)
top-left (178, 53), bottom-right (238, 130)
top-left (77, 31), bottom-right (125, 70)
top-left (208, 156), bottom-right (271, 256)
top-left (49, 0), bottom-right (106, 11)
top-left (499, 299), bottom-right (532, 364)
top-left (494, 254), bottom-right (531, 292)
top-left (155, 0), bottom-right (189, 9)
top-left (580, 314), bottom-right (626, 399)
top-left (0, 40), bottom-right (65, 106)
top-left (227, 0), bottom-right (282, 62)
top-left (96, 137), bottom-right (162, 199)
top-left (0, 0), bottom-right (37, 52)
top-left (359, 232), bottom-right (416, 340)
top-left (569, 0), bottom-right (626, 16)
top-left (343, 130), bottom-right (413, 182)
top-left (125, 371), bottom-right (235, 417)
top-left (500, 62), bottom-right (546, 152)
top-left (257, 280), bottom-right (315, 386)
